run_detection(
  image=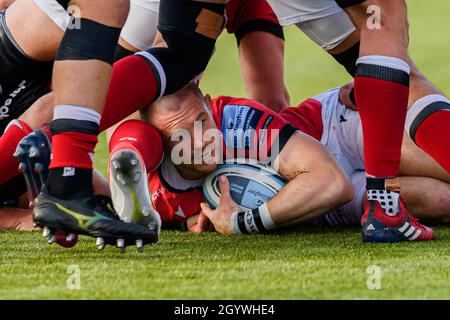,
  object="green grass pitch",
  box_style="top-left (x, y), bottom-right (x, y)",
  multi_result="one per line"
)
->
top-left (1, 0), bottom-right (450, 300)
